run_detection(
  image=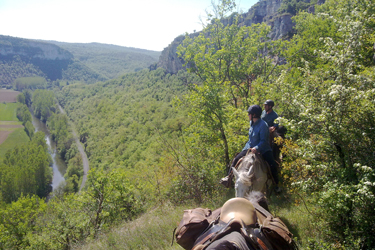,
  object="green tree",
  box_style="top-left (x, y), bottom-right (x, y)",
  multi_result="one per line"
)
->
top-left (177, 0), bottom-right (284, 167)
top-left (271, 0), bottom-right (375, 247)
top-left (0, 195), bottom-right (47, 249)
top-left (16, 104), bottom-right (32, 125)
top-left (0, 139), bottom-right (52, 203)
top-left (16, 92), bottom-right (26, 104)
top-left (31, 89), bottom-right (55, 122)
